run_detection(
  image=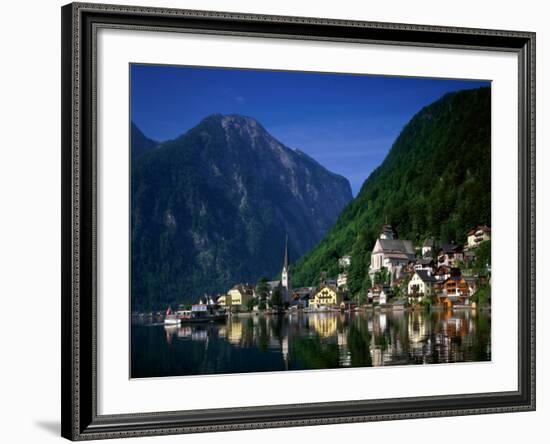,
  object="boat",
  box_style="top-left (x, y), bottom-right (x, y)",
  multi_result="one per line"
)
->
top-left (179, 304), bottom-right (227, 324)
top-left (163, 306), bottom-right (181, 325)
top-left (164, 303), bottom-right (228, 325)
